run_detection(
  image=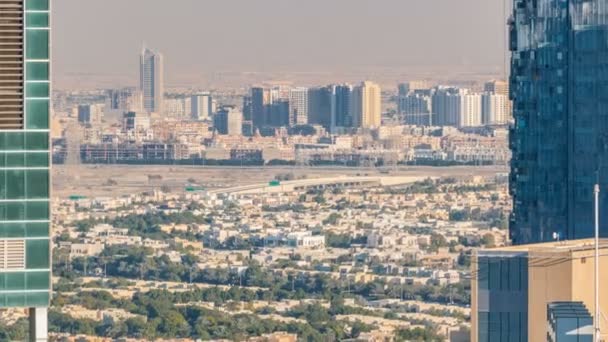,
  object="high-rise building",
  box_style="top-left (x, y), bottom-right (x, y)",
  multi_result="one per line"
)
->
top-left (251, 87), bottom-right (272, 128)
top-left (242, 96), bottom-right (253, 136)
top-left (471, 239), bottom-right (608, 342)
top-left (432, 87), bottom-right (482, 128)
top-left (398, 92), bottom-right (432, 126)
top-left (307, 86), bottom-right (332, 130)
top-left (269, 100), bottom-right (290, 127)
top-left (484, 80), bottom-right (509, 96)
top-left (288, 87), bottom-right (308, 126)
top-left (331, 84), bottom-right (353, 131)
top-left (352, 81), bottom-right (381, 129)
top-left (460, 92), bottom-right (482, 127)
top-left (0, 0), bottom-right (52, 339)
top-left (164, 97), bottom-right (190, 118)
top-left (481, 93), bottom-right (509, 125)
top-left (432, 87), bottom-right (462, 127)
top-left (214, 106), bottom-right (242, 136)
top-left (509, 0), bottom-right (608, 244)
top-left (191, 92), bottom-right (213, 121)
top-left (139, 47), bottom-right (164, 114)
